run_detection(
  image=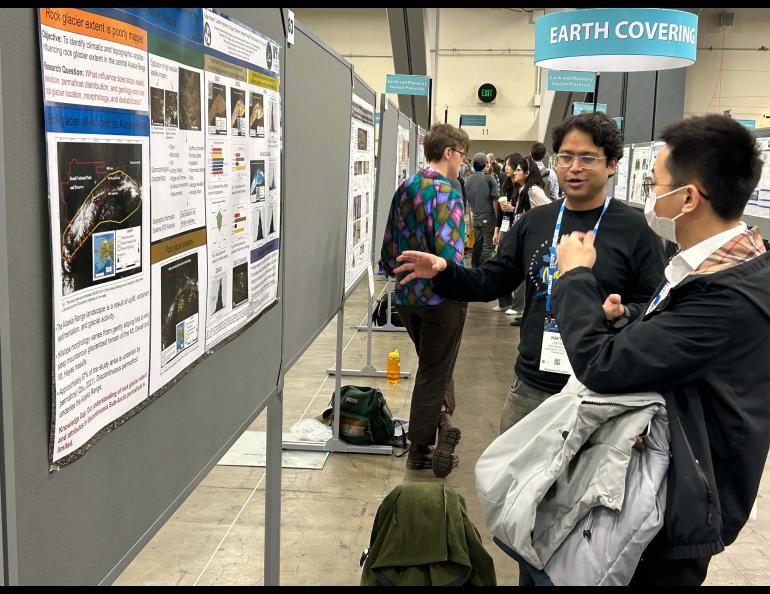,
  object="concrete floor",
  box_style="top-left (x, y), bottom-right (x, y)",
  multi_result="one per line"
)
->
top-left (115, 275), bottom-right (770, 586)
